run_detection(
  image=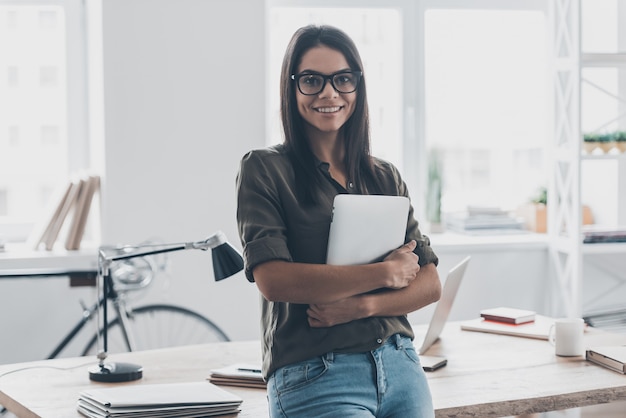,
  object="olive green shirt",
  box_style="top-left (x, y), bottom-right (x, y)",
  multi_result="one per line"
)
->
top-left (236, 144), bottom-right (439, 379)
